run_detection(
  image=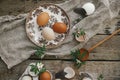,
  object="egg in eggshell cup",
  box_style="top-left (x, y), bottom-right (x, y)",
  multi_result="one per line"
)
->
top-left (73, 28), bottom-right (86, 42)
top-left (38, 70), bottom-right (53, 80)
top-left (21, 74), bottom-right (33, 80)
top-left (26, 3), bottom-right (70, 49)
